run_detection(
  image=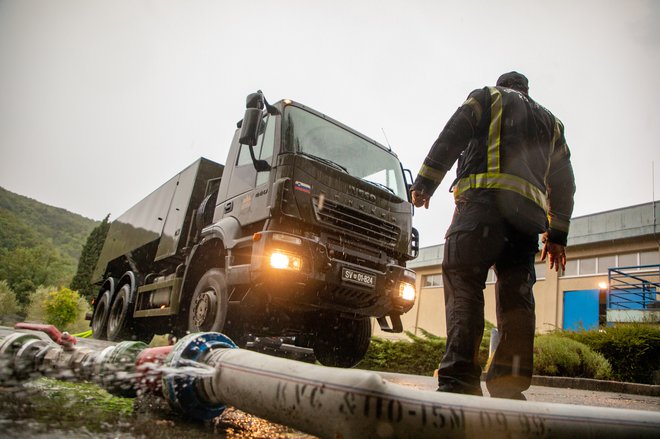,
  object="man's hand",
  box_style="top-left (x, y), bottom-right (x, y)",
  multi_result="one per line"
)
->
top-left (411, 189), bottom-right (430, 209)
top-left (540, 233), bottom-right (566, 272)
